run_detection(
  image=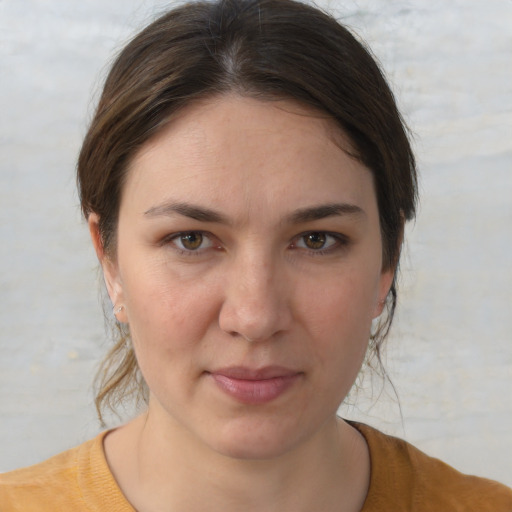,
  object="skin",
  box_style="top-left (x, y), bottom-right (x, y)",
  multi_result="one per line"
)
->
top-left (89, 95), bottom-right (395, 511)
